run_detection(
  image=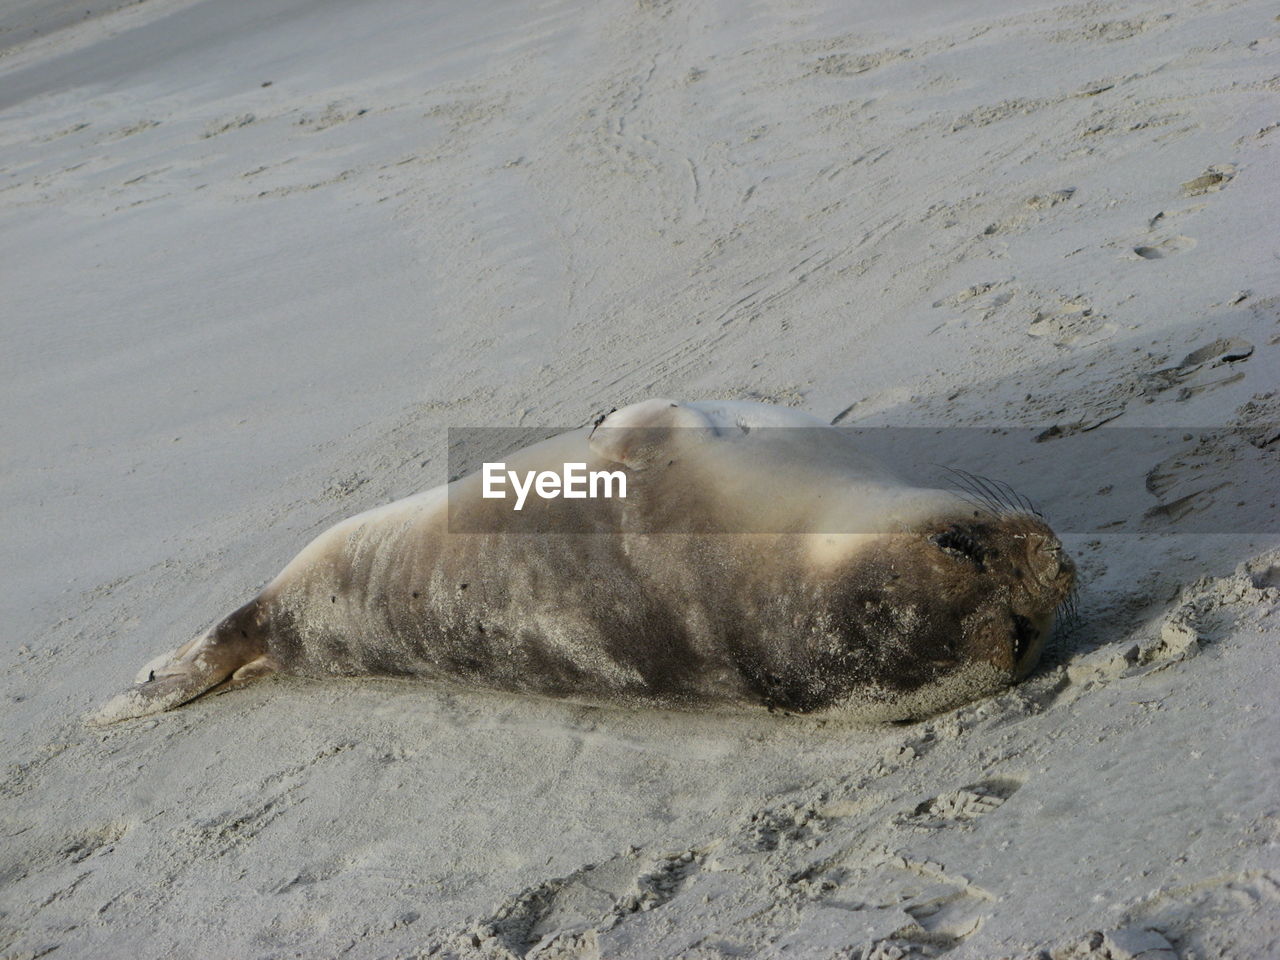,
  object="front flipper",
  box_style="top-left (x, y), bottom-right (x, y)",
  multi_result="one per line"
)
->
top-left (89, 601), bottom-right (273, 724)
